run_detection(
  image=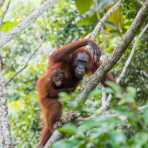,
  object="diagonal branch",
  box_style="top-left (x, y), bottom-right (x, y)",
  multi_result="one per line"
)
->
top-left (0, 0), bottom-right (11, 26)
top-left (99, 23), bottom-right (148, 112)
top-left (75, 0), bottom-right (122, 25)
top-left (75, 0), bottom-right (148, 108)
top-left (0, 0), bottom-right (5, 7)
top-left (0, 74), bottom-right (13, 147)
top-left (117, 23), bottom-right (148, 83)
top-left (5, 44), bottom-right (42, 86)
top-left (0, 0), bottom-right (58, 49)
top-left (90, 0), bottom-right (122, 39)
